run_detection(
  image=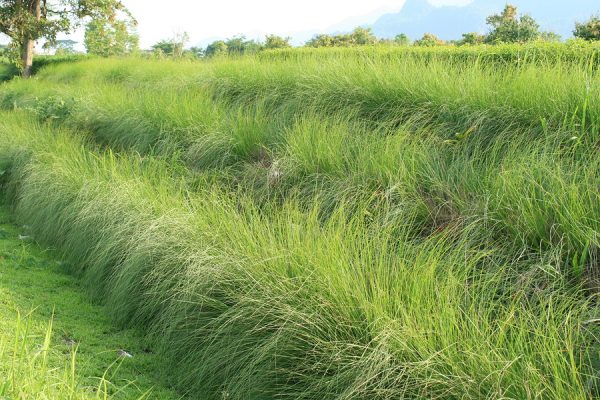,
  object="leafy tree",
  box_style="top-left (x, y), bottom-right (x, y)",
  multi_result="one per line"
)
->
top-left (204, 40), bottom-right (228, 57)
top-left (459, 32), bottom-right (485, 45)
top-left (45, 39), bottom-right (77, 54)
top-left (306, 27), bottom-right (378, 48)
top-left (151, 40), bottom-right (174, 56)
top-left (539, 31), bottom-right (561, 42)
top-left (350, 27), bottom-right (377, 45)
top-left (151, 32), bottom-right (189, 58)
top-left (224, 35), bottom-right (260, 55)
top-left (264, 34), bottom-right (291, 49)
top-left (574, 15), bottom-right (600, 41)
top-left (84, 16), bottom-right (138, 57)
top-left (414, 33), bottom-right (444, 47)
top-left (188, 46), bottom-right (204, 58)
top-left (306, 34), bottom-right (335, 47)
top-left (394, 33), bottom-right (410, 46)
top-left (485, 4), bottom-right (540, 44)
top-left (0, 0), bottom-right (131, 76)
